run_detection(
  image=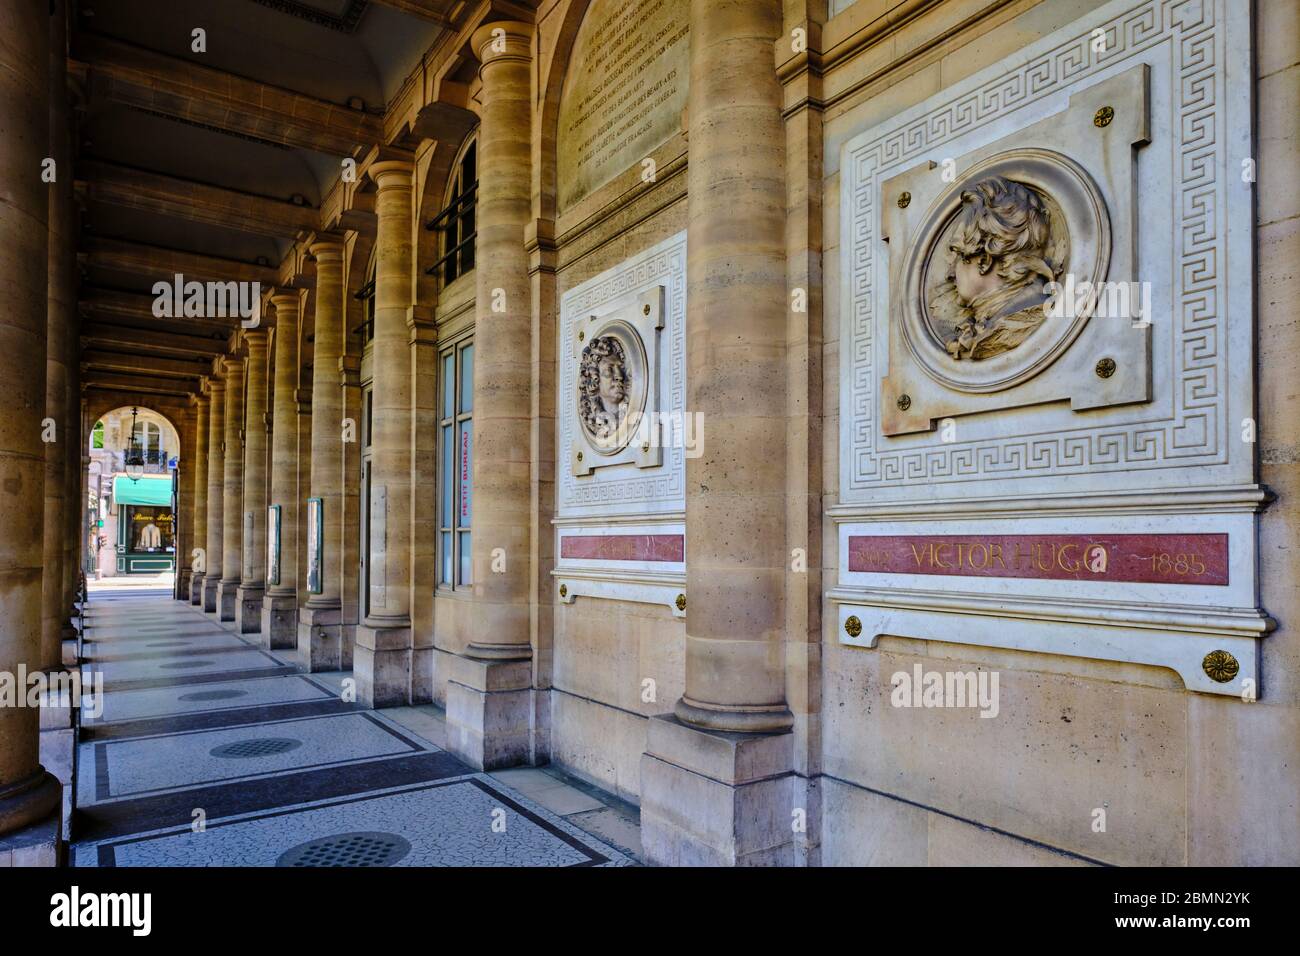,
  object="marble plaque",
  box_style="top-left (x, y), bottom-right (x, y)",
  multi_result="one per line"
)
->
top-left (555, 231), bottom-right (688, 618)
top-left (830, 0), bottom-right (1270, 699)
top-left (557, 0), bottom-right (688, 209)
top-left (848, 533), bottom-right (1230, 586)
